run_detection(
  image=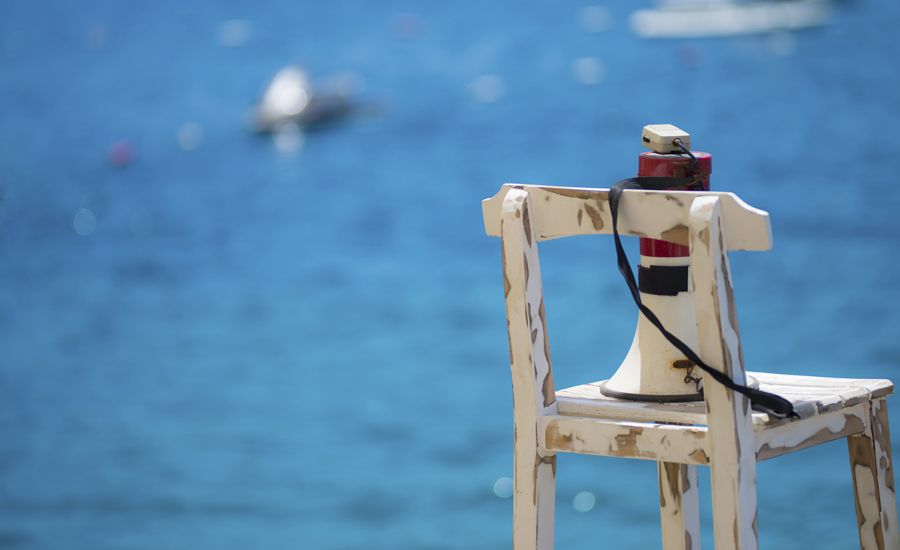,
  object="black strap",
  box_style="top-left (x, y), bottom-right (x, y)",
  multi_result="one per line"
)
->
top-left (608, 177), bottom-right (797, 419)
